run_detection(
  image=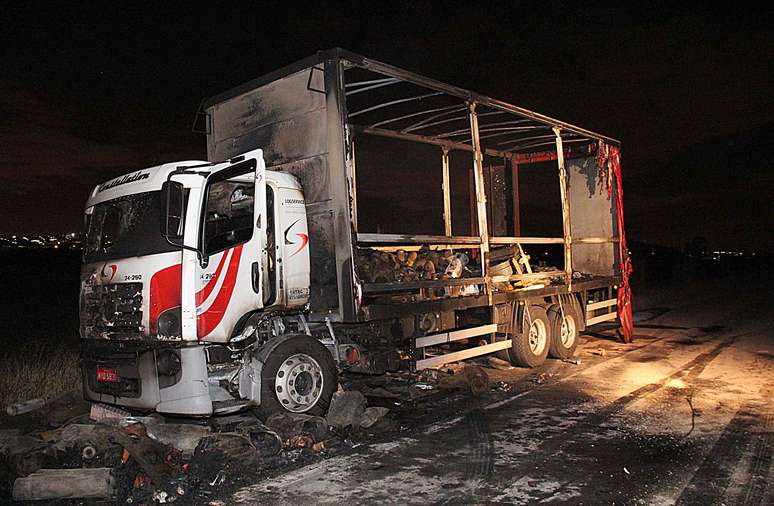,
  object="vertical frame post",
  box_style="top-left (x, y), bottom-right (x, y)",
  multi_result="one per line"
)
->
top-left (324, 56), bottom-right (357, 321)
top-left (469, 102), bottom-right (491, 302)
top-left (350, 138), bottom-right (358, 231)
top-left (554, 127), bottom-right (573, 284)
top-left (510, 158), bottom-right (521, 236)
top-left (441, 147), bottom-right (452, 236)
top-left (468, 169), bottom-right (477, 236)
